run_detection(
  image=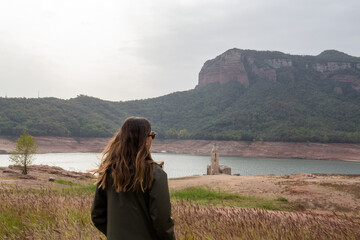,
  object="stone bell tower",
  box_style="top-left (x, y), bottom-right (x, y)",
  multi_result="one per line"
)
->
top-left (210, 143), bottom-right (220, 174)
top-left (207, 143), bottom-right (231, 175)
